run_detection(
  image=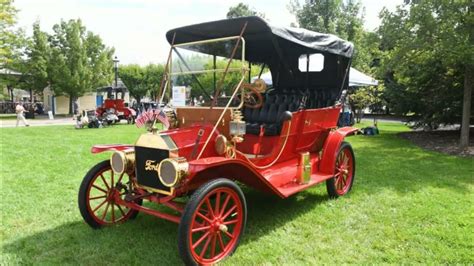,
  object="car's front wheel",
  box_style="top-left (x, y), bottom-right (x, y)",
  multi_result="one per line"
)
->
top-left (78, 160), bottom-right (141, 228)
top-left (178, 178), bottom-right (247, 266)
